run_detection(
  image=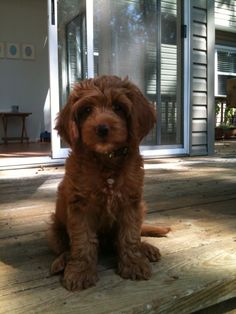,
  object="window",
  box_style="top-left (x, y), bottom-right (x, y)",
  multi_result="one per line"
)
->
top-left (215, 46), bottom-right (236, 96)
